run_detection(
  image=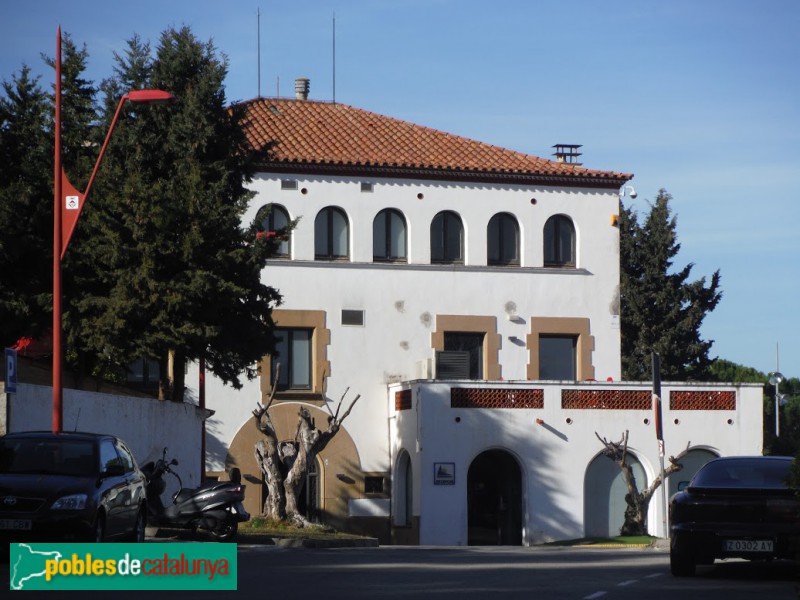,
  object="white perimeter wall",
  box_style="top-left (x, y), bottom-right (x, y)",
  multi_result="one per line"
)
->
top-left (5, 383), bottom-right (207, 491)
top-left (391, 381), bottom-right (763, 545)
